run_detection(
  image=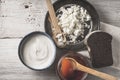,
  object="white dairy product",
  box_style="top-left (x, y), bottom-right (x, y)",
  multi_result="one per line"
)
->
top-left (22, 34), bottom-right (56, 70)
top-left (56, 4), bottom-right (92, 45)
